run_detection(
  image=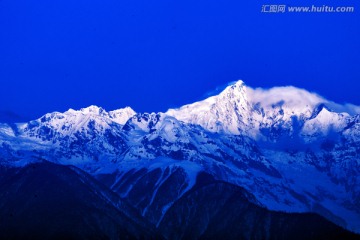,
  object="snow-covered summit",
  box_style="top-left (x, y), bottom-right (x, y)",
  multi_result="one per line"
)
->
top-left (166, 80), bottom-right (359, 138)
top-left (14, 105), bottom-right (136, 141)
top-left (50, 105), bottom-right (135, 124)
top-left (79, 105), bottom-right (107, 115)
top-left (68, 105), bottom-right (136, 124)
top-left (302, 105), bottom-right (350, 138)
top-left (166, 80), bottom-right (252, 135)
top-left (108, 107), bottom-right (136, 125)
